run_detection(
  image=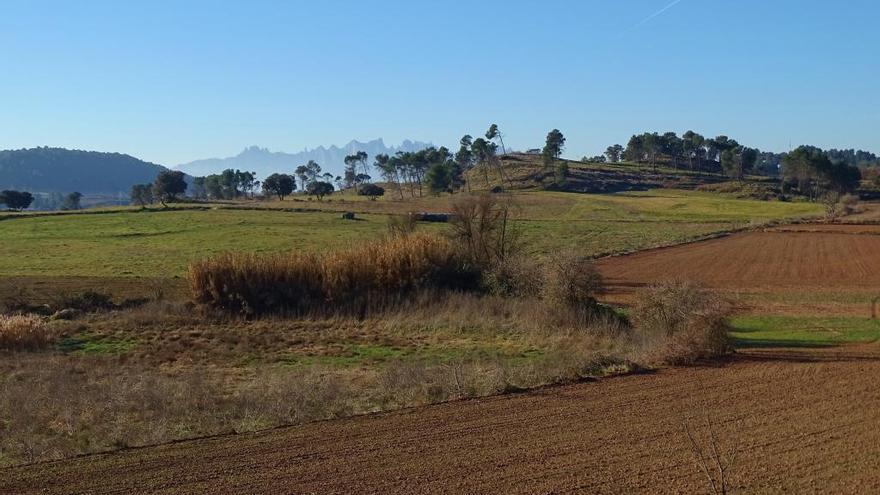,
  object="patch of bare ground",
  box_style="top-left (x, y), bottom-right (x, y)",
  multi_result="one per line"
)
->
top-left (598, 229), bottom-right (880, 297)
top-left (4, 344), bottom-right (880, 494)
top-left (596, 227), bottom-right (880, 317)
